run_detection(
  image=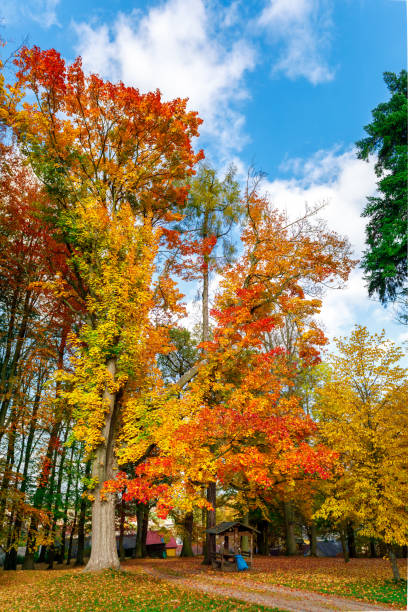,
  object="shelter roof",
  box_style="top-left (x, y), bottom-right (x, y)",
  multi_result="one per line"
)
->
top-left (205, 521), bottom-right (259, 535)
